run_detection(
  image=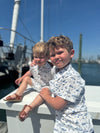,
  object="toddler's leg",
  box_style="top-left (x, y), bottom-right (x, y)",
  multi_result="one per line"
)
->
top-left (19, 94), bottom-right (44, 121)
top-left (16, 76), bottom-right (33, 96)
top-left (4, 76), bottom-right (33, 102)
top-left (18, 105), bottom-right (32, 121)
